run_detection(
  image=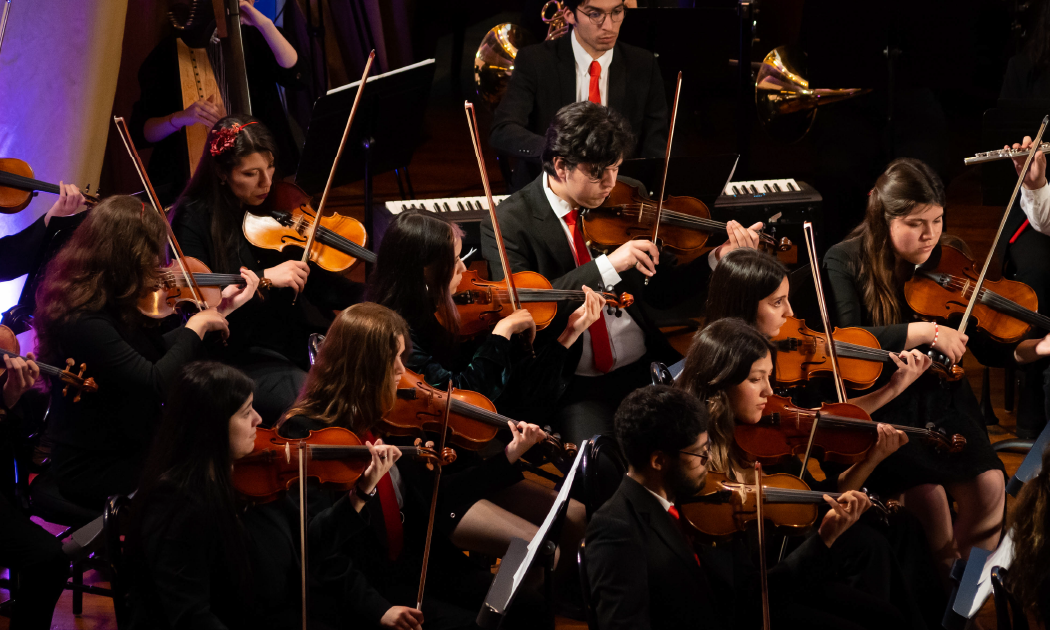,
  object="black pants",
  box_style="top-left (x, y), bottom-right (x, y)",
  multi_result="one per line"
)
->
top-left (555, 358), bottom-right (654, 447)
top-left (0, 493), bottom-right (67, 630)
top-left (1006, 225), bottom-right (1050, 436)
